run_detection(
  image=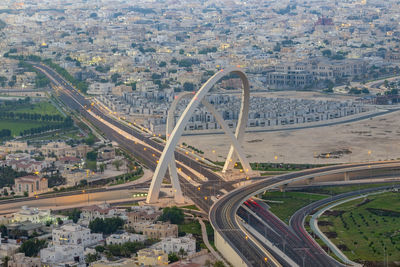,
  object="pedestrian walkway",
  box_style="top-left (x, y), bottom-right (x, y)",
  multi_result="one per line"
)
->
top-left (198, 218), bottom-right (228, 266)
